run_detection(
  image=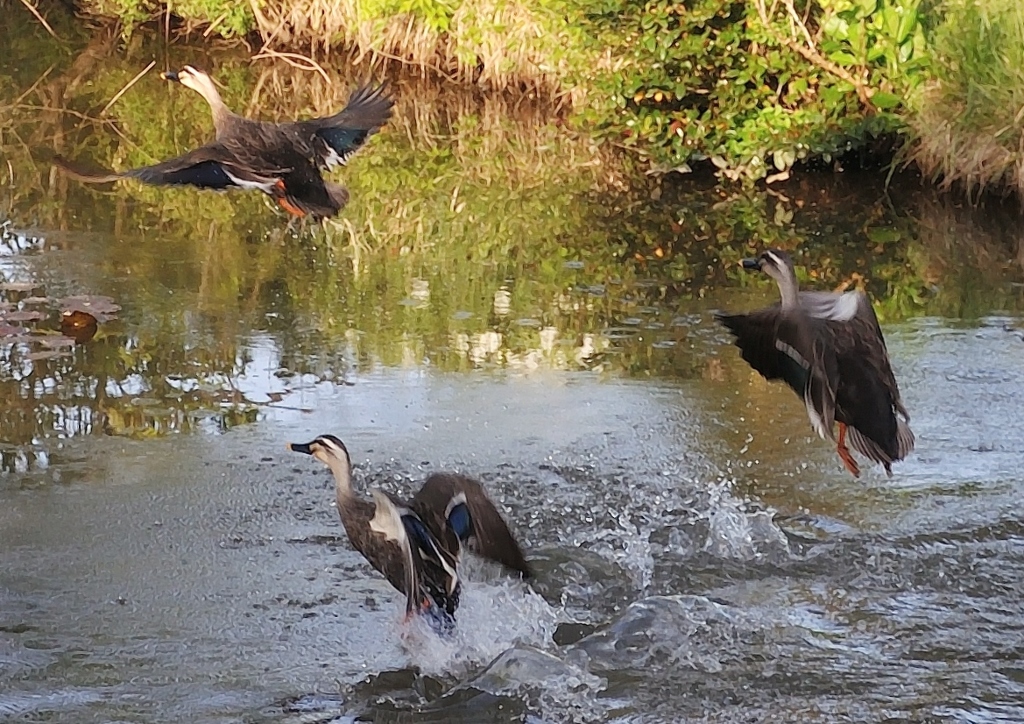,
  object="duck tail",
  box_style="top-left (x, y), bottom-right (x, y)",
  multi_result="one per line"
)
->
top-left (52, 155), bottom-right (124, 184)
top-left (845, 419), bottom-right (914, 477)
